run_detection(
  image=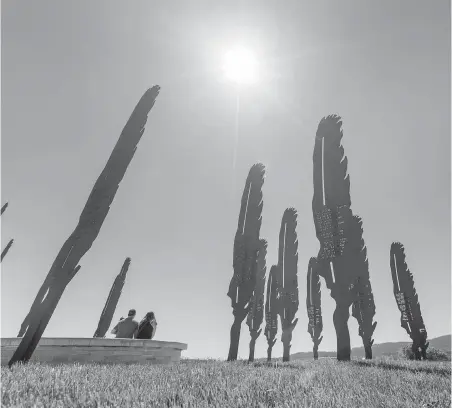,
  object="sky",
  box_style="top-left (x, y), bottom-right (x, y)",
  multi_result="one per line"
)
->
top-left (1, 0), bottom-right (450, 359)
